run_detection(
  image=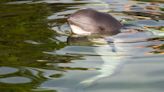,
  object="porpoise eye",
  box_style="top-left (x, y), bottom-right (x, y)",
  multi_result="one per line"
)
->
top-left (99, 26), bottom-right (105, 31)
